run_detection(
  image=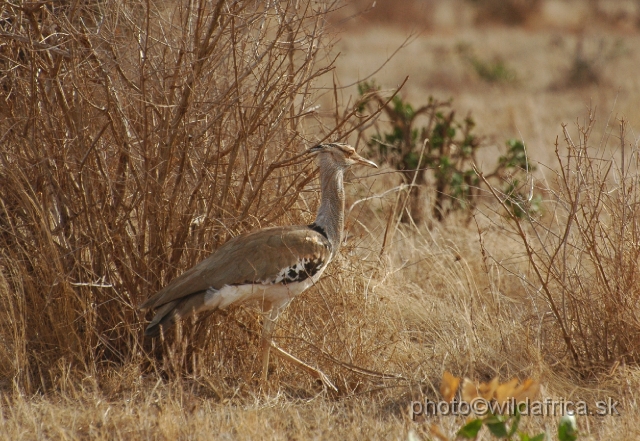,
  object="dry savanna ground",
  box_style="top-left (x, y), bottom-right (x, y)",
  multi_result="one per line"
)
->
top-left (1, 0), bottom-right (640, 439)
